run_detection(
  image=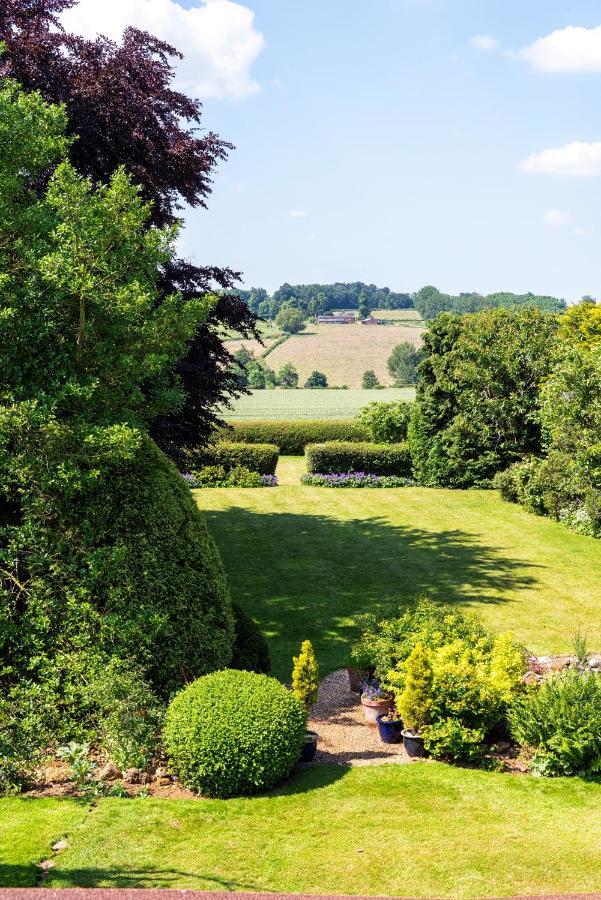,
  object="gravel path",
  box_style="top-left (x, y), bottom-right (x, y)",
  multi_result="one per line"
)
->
top-left (307, 669), bottom-right (411, 766)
